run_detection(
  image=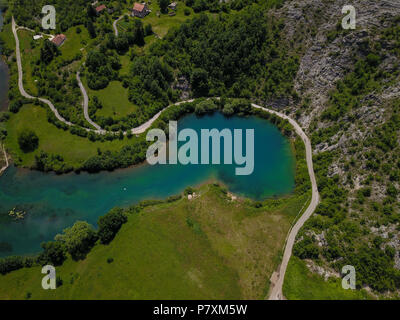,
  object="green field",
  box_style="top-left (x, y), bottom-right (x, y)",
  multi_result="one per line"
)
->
top-left (0, 184), bottom-right (308, 299)
top-left (1, 23), bottom-right (15, 54)
top-left (118, 1), bottom-right (196, 39)
top-left (4, 104), bottom-right (132, 168)
top-left (18, 29), bottom-right (43, 96)
top-left (283, 256), bottom-right (373, 300)
top-left (59, 25), bottom-right (90, 61)
top-left (88, 81), bottom-right (139, 119)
